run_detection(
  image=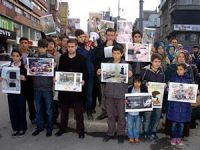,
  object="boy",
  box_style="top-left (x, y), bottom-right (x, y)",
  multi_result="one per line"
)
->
top-left (141, 53), bottom-right (165, 140)
top-left (97, 44), bottom-right (133, 144)
top-left (19, 37), bottom-right (36, 124)
top-left (31, 39), bottom-right (54, 137)
top-left (127, 74), bottom-right (147, 143)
